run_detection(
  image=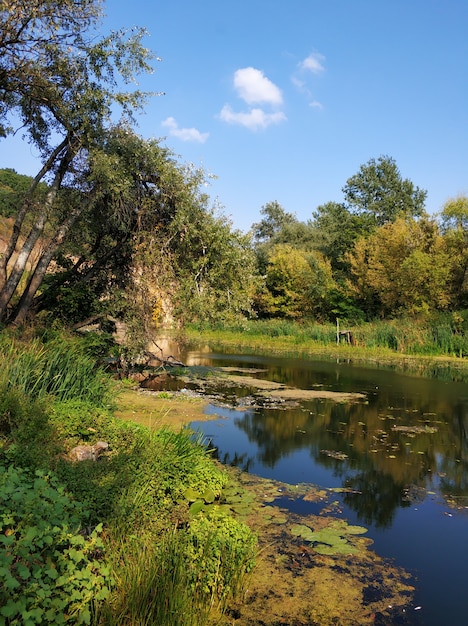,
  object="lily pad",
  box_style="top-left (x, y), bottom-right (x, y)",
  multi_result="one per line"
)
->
top-left (184, 487), bottom-right (201, 502)
top-left (291, 523), bottom-right (314, 537)
top-left (314, 543), bottom-right (359, 556)
top-left (290, 519), bottom-right (369, 556)
top-left (202, 488), bottom-right (216, 503)
top-left (343, 525), bottom-right (368, 535)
